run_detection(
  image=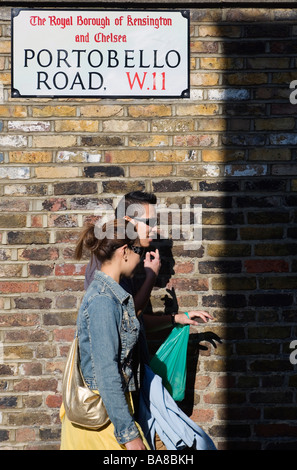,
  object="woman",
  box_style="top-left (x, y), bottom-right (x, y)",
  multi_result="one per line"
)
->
top-left (60, 219), bottom-right (149, 450)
